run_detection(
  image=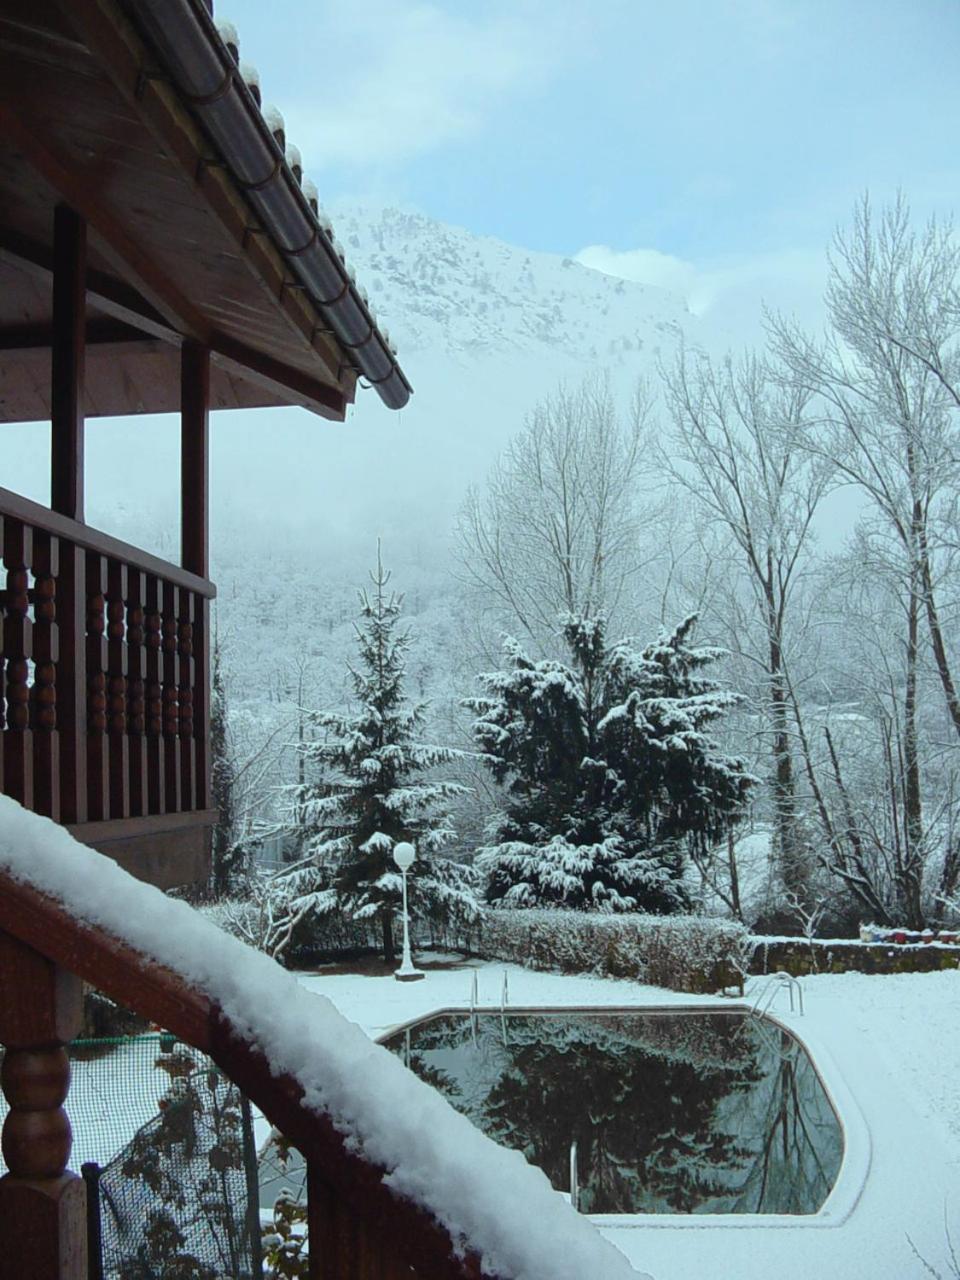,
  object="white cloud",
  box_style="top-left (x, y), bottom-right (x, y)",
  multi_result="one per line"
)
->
top-left (574, 242), bottom-right (828, 334)
top-left (574, 245), bottom-right (703, 307)
top-left (278, 2), bottom-right (571, 169)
